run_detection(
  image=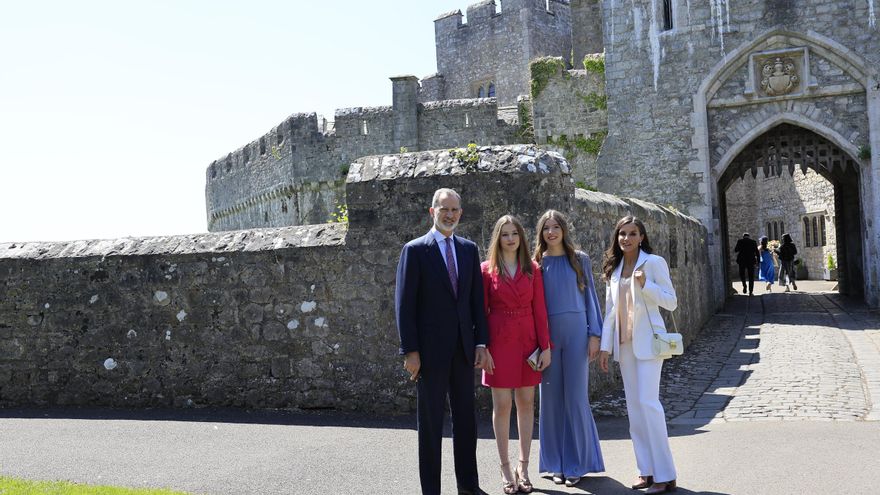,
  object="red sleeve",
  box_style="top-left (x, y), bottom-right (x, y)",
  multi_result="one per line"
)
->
top-left (481, 262), bottom-right (491, 317)
top-left (531, 262), bottom-right (551, 351)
